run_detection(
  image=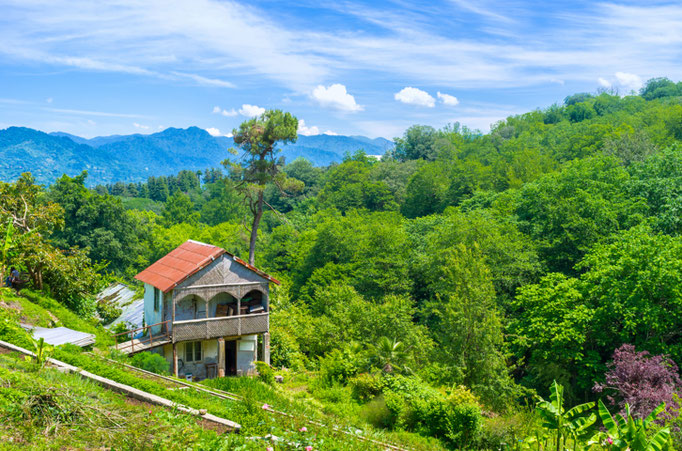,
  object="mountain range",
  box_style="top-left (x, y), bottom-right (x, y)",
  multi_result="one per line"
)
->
top-left (0, 126), bottom-right (394, 186)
